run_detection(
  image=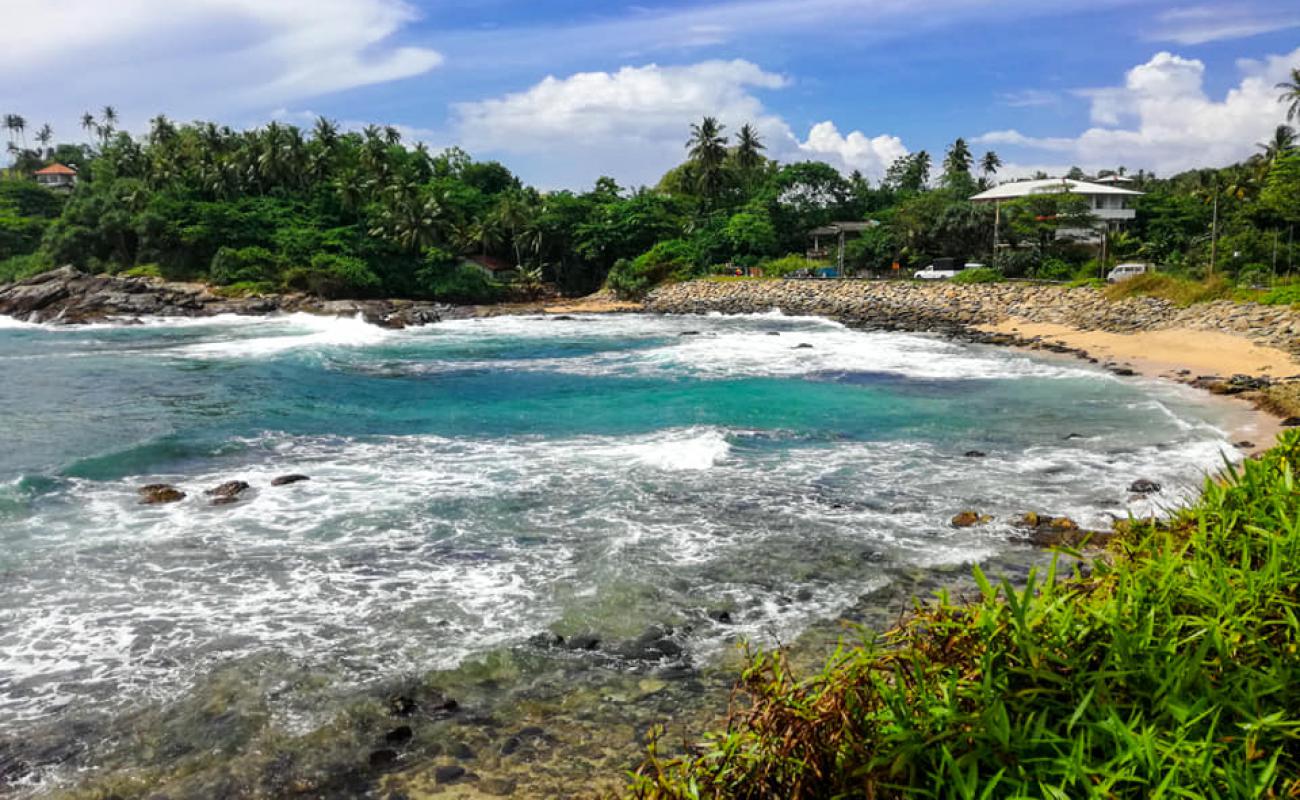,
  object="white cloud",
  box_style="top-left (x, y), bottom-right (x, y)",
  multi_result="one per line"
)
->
top-left (454, 60), bottom-right (908, 188)
top-left (795, 122), bottom-right (909, 177)
top-left (1146, 4), bottom-right (1300, 45)
top-left (2, 0), bottom-right (442, 134)
top-left (974, 48), bottom-right (1300, 176)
